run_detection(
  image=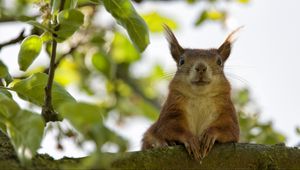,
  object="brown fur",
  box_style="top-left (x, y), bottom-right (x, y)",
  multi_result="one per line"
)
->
top-left (142, 25), bottom-right (241, 160)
